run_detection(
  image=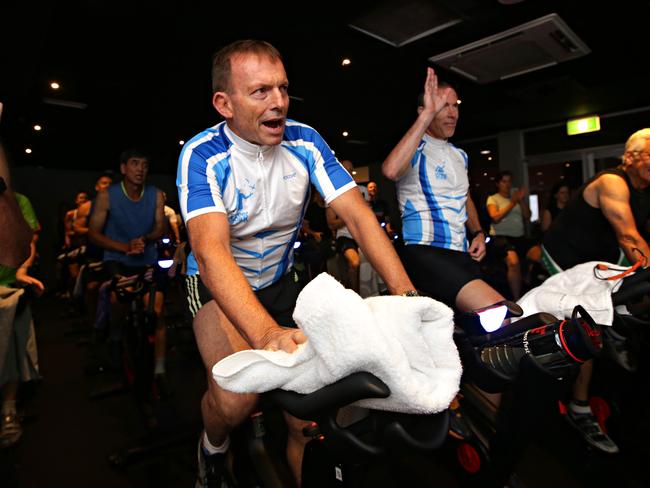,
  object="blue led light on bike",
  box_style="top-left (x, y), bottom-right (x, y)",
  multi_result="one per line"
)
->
top-left (293, 241), bottom-right (302, 249)
top-left (157, 259), bottom-right (174, 269)
top-left (381, 222), bottom-right (386, 227)
top-left (477, 304), bottom-right (507, 332)
top-left (161, 237), bottom-right (171, 244)
top-left (485, 236), bottom-right (491, 244)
